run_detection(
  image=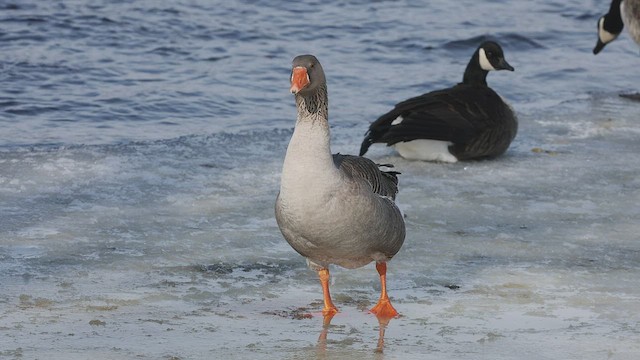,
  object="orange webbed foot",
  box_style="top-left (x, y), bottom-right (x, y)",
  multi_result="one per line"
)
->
top-left (370, 262), bottom-right (399, 318)
top-left (370, 298), bottom-right (399, 319)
